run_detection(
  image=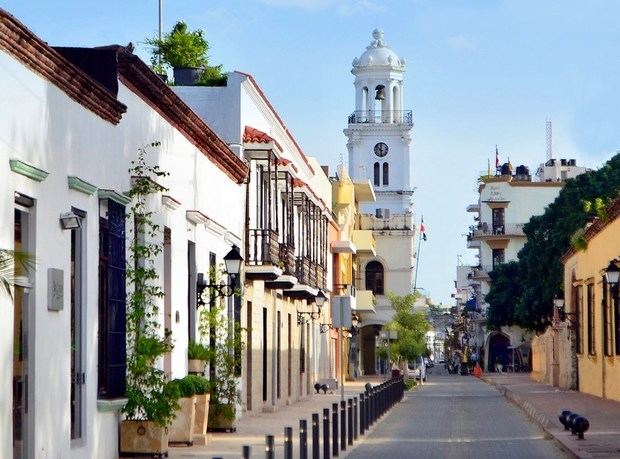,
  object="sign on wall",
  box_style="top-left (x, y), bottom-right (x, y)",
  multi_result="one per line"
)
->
top-left (47, 268), bottom-right (63, 311)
